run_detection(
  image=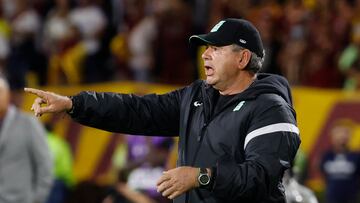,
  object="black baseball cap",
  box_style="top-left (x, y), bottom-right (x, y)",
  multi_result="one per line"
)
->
top-left (189, 18), bottom-right (264, 58)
